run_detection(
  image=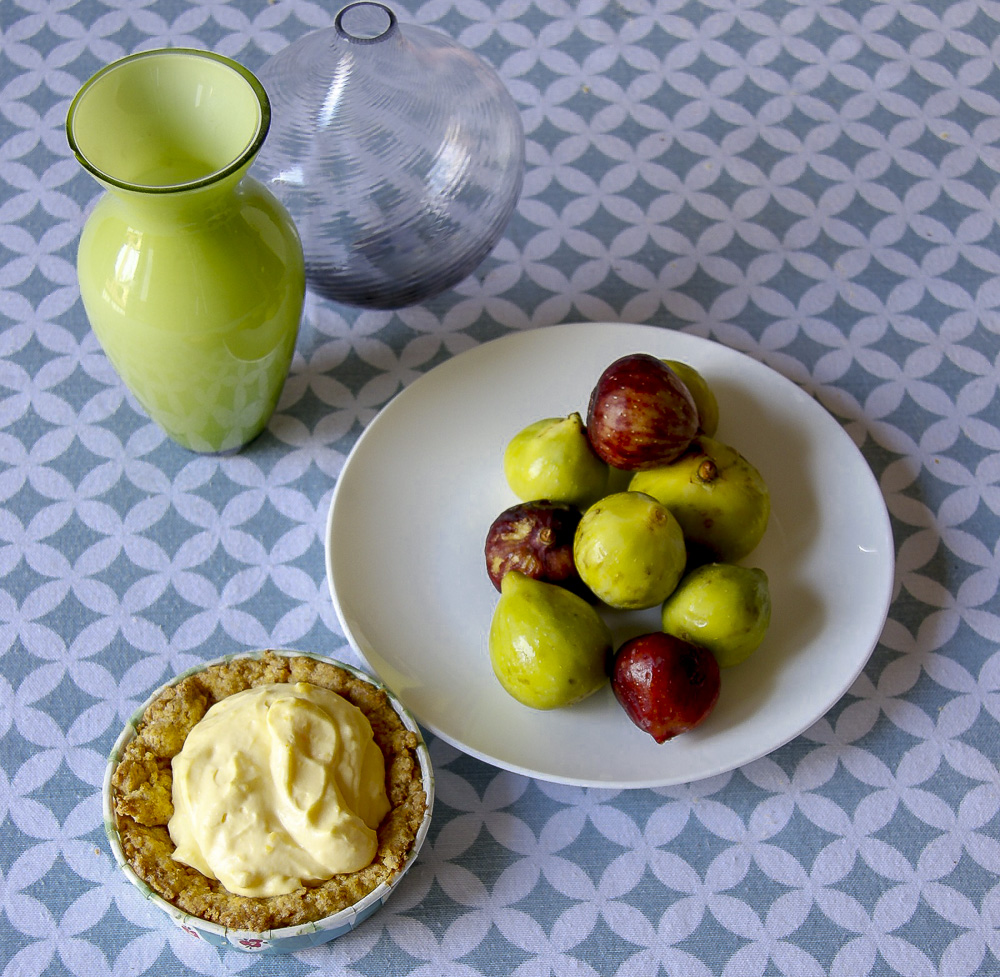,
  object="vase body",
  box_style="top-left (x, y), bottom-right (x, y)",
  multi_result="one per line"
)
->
top-left (254, 1), bottom-right (525, 309)
top-left (67, 49), bottom-right (305, 454)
